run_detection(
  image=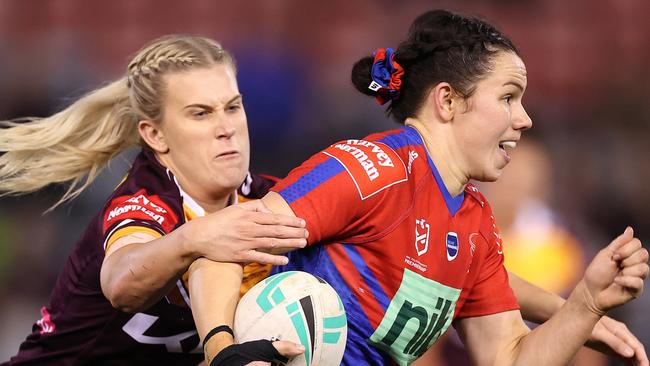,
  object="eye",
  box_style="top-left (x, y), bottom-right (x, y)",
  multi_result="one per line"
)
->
top-left (226, 103), bottom-right (242, 113)
top-left (190, 109), bottom-right (211, 119)
top-left (503, 95), bottom-right (512, 103)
